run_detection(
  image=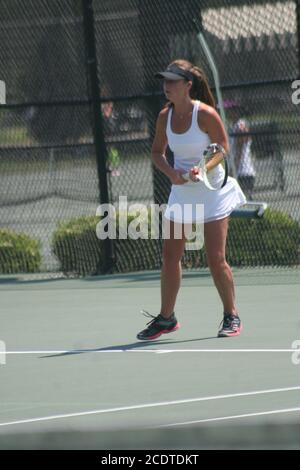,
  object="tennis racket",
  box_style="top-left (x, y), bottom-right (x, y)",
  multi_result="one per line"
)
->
top-left (183, 143), bottom-right (228, 190)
